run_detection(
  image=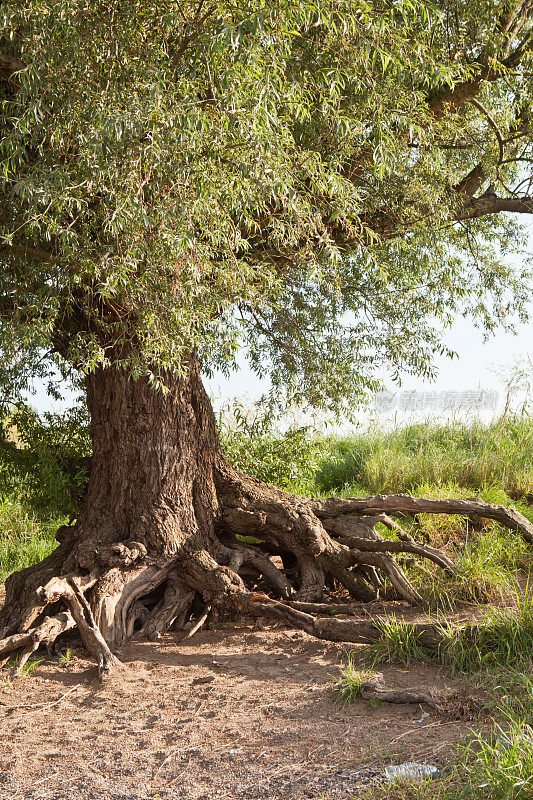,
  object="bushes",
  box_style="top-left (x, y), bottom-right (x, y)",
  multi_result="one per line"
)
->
top-left (218, 401), bottom-right (328, 494)
top-left (0, 403), bottom-right (91, 518)
top-left (0, 498), bottom-right (58, 583)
